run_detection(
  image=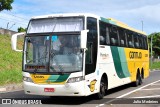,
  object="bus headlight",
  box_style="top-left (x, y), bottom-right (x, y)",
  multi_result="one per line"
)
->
top-left (67, 76), bottom-right (83, 83)
top-left (23, 76), bottom-right (33, 83)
